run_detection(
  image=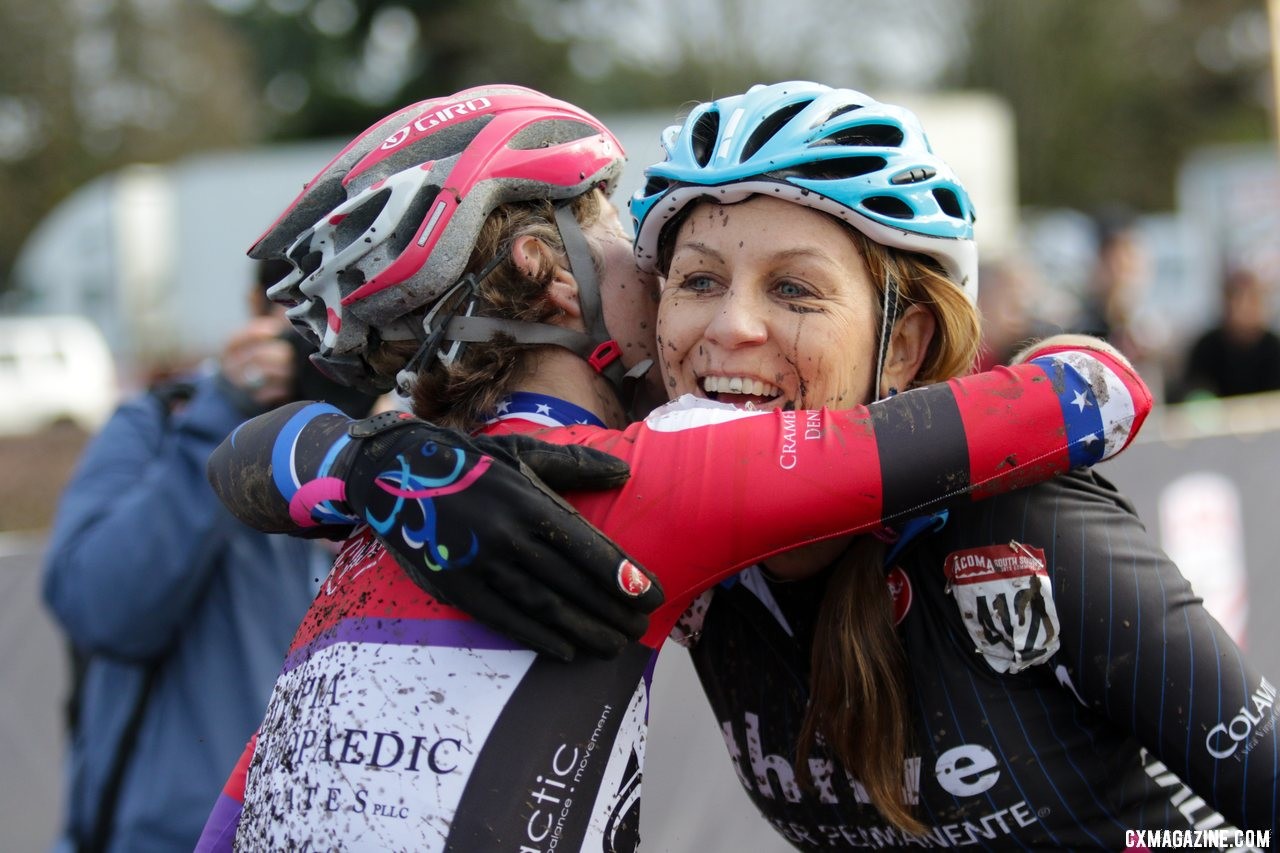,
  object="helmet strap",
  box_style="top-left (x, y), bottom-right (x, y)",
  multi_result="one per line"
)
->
top-left (872, 277), bottom-right (901, 402)
top-left (551, 202), bottom-right (654, 417)
top-left (394, 249), bottom-right (507, 396)
top-left (398, 202), bottom-right (656, 418)
top-left (551, 203), bottom-right (625, 382)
